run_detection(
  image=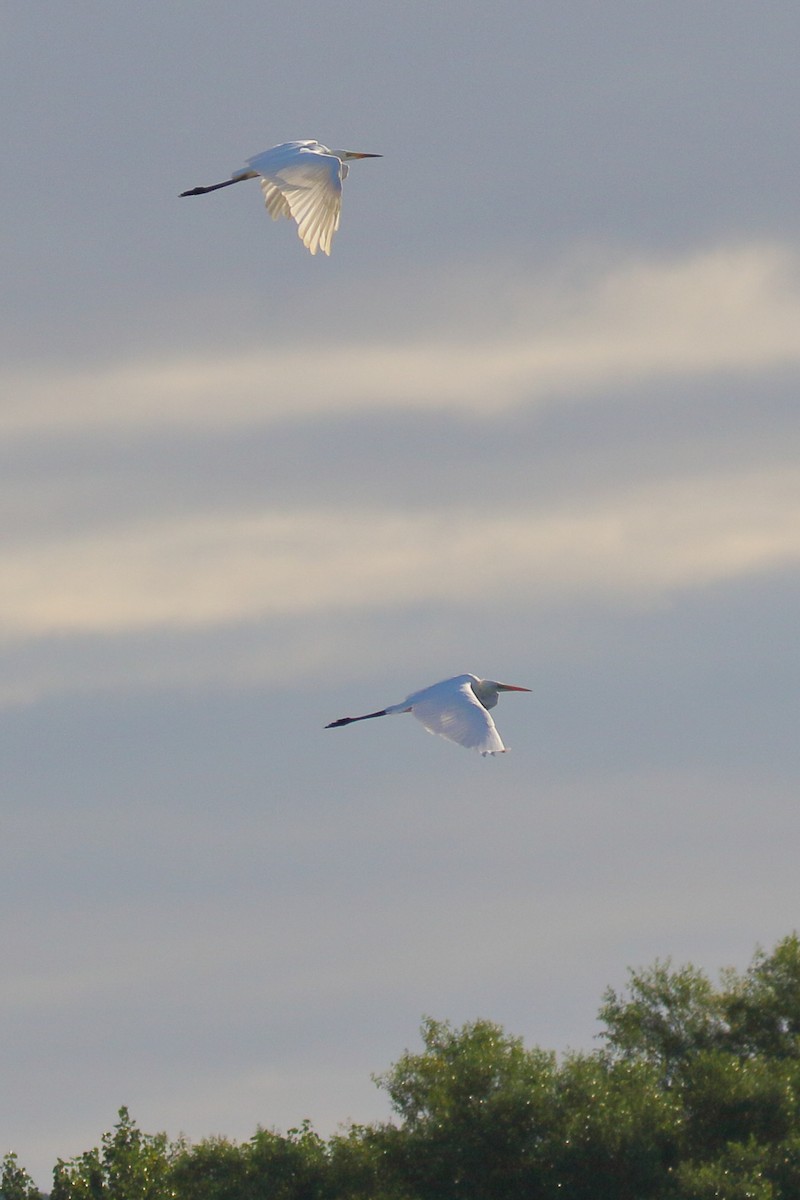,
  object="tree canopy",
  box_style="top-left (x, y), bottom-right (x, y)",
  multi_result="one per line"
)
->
top-left (12, 934), bottom-right (800, 1200)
